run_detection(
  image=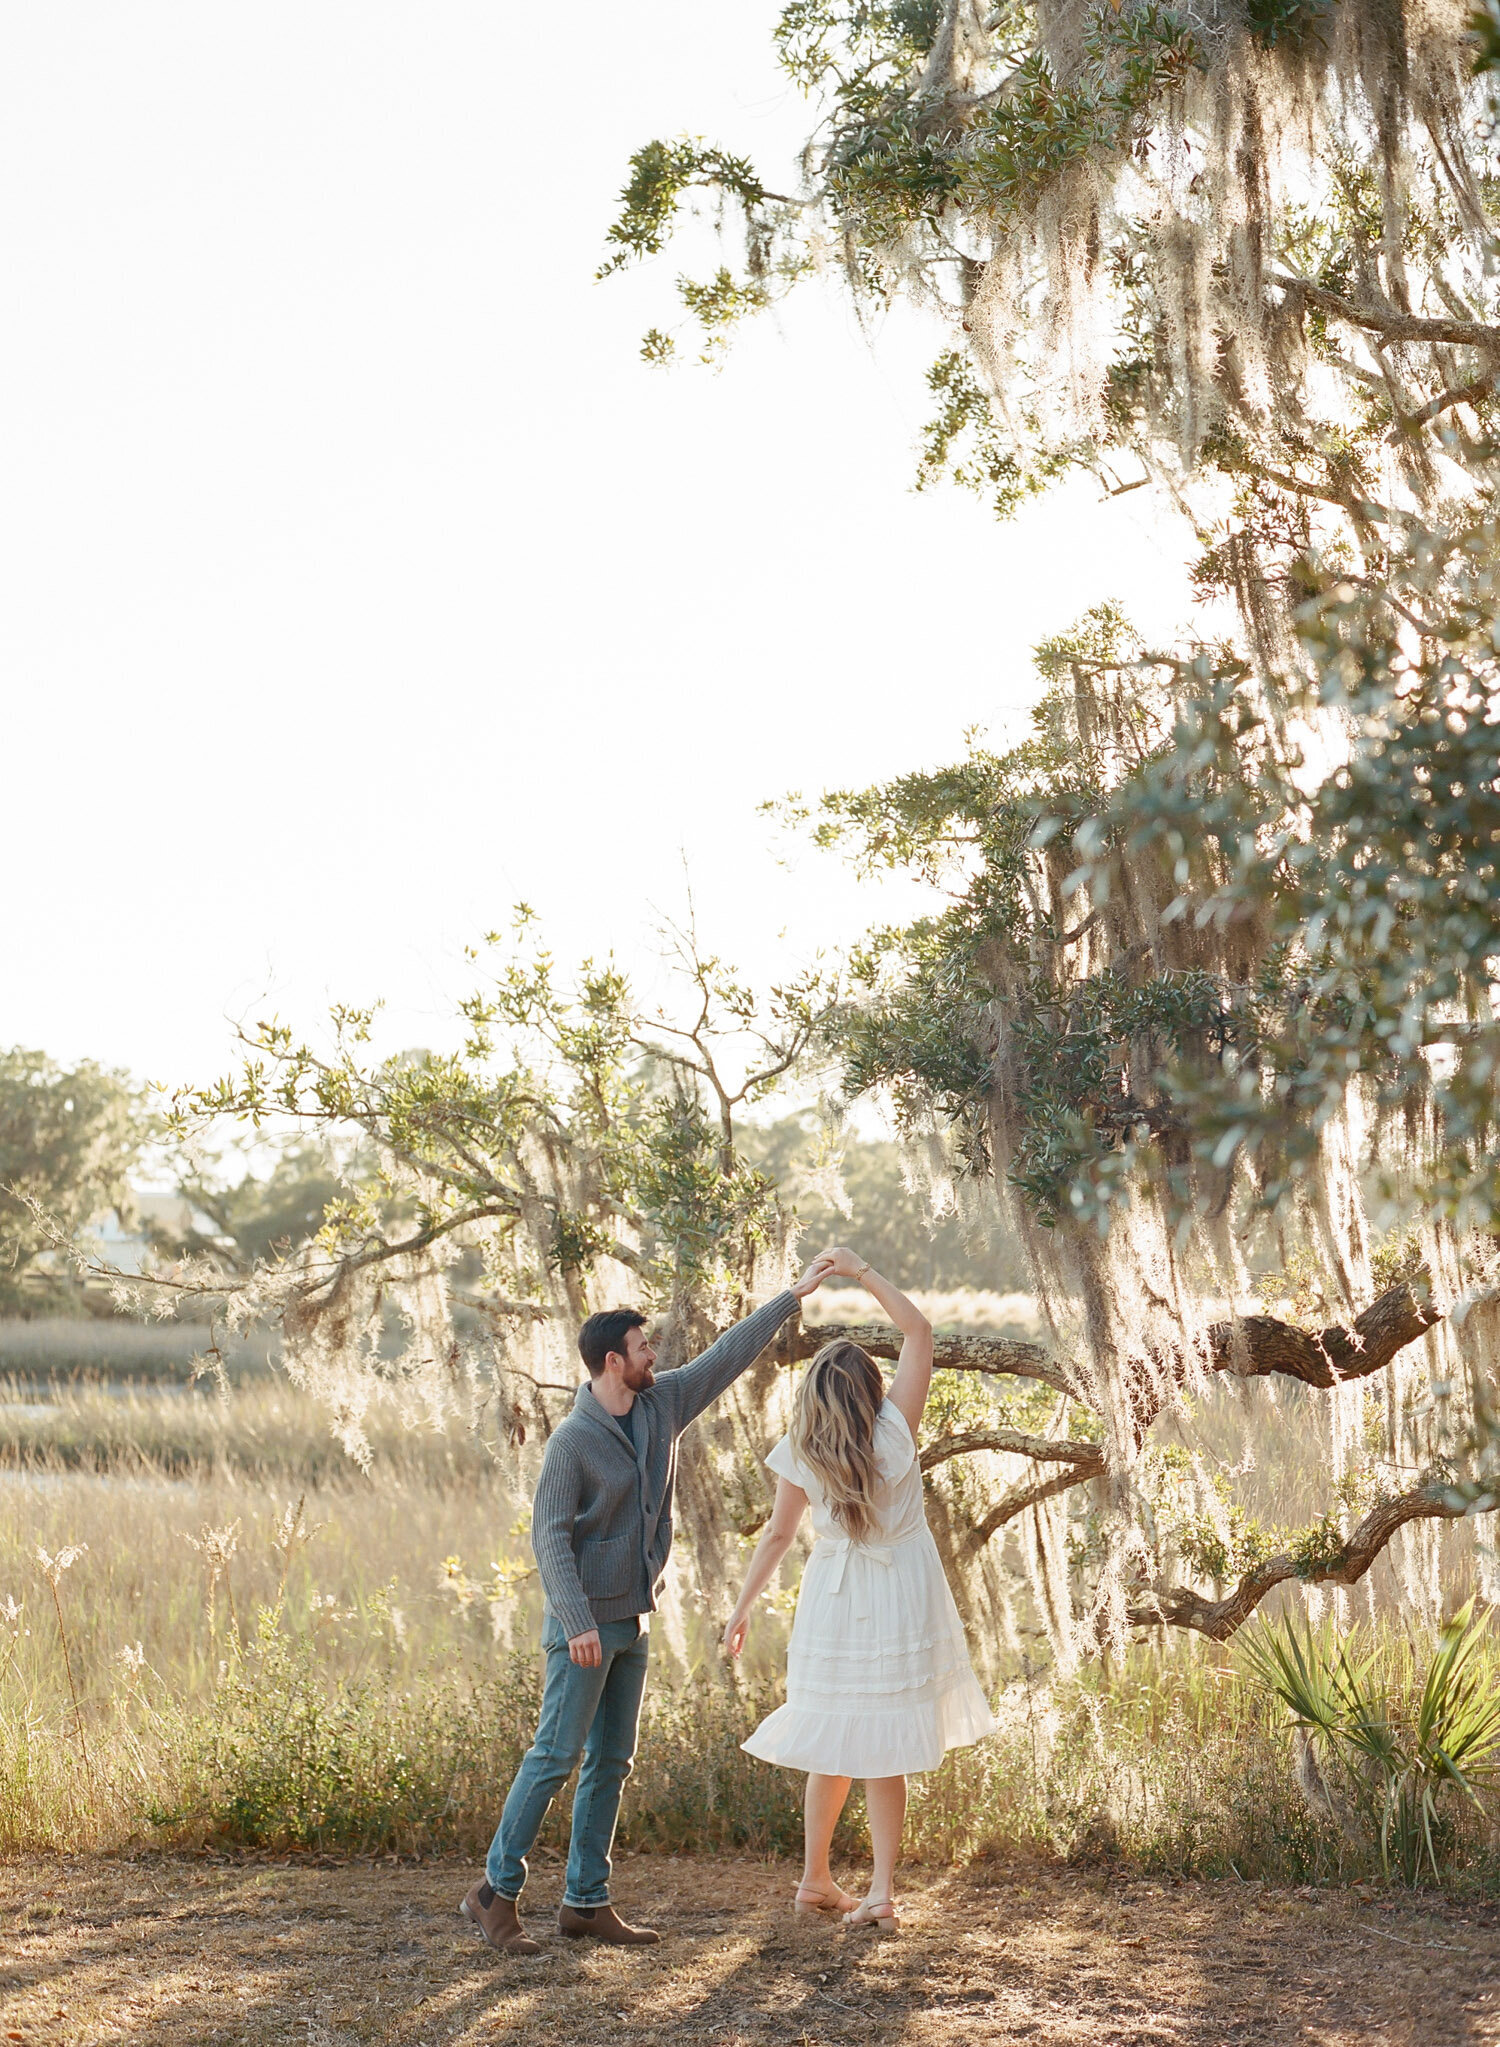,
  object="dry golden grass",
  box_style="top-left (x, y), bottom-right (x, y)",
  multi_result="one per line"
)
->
top-left (4, 1335), bottom-right (1497, 1892)
top-left (5, 1854), bottom-right (1500, 2046)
